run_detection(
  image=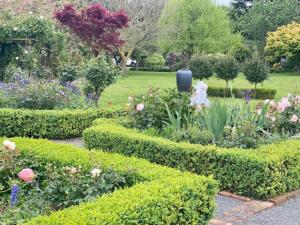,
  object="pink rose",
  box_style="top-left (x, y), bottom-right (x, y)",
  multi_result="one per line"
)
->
top-left (3, 140), bottom-right (16, 151)
top-left (136, 103), bottom-right (144, 112)
top-left (277, 103), bottom-right (286, 113)
top-left (18, 168), bottom-right (35, 183)
top-left (291, 114), bottom-right (299, 123)
top-left (280, 97), bottom-right (291, 108)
